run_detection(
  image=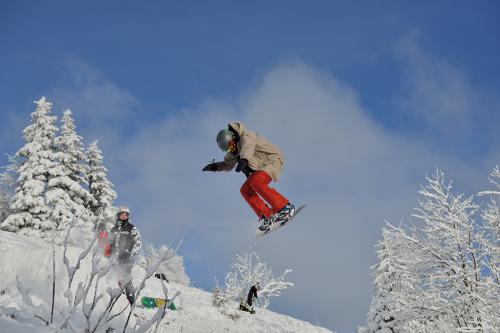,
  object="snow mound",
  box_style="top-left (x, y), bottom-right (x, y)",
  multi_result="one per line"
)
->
top-left (0, 231), bottom-right (334, 333)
